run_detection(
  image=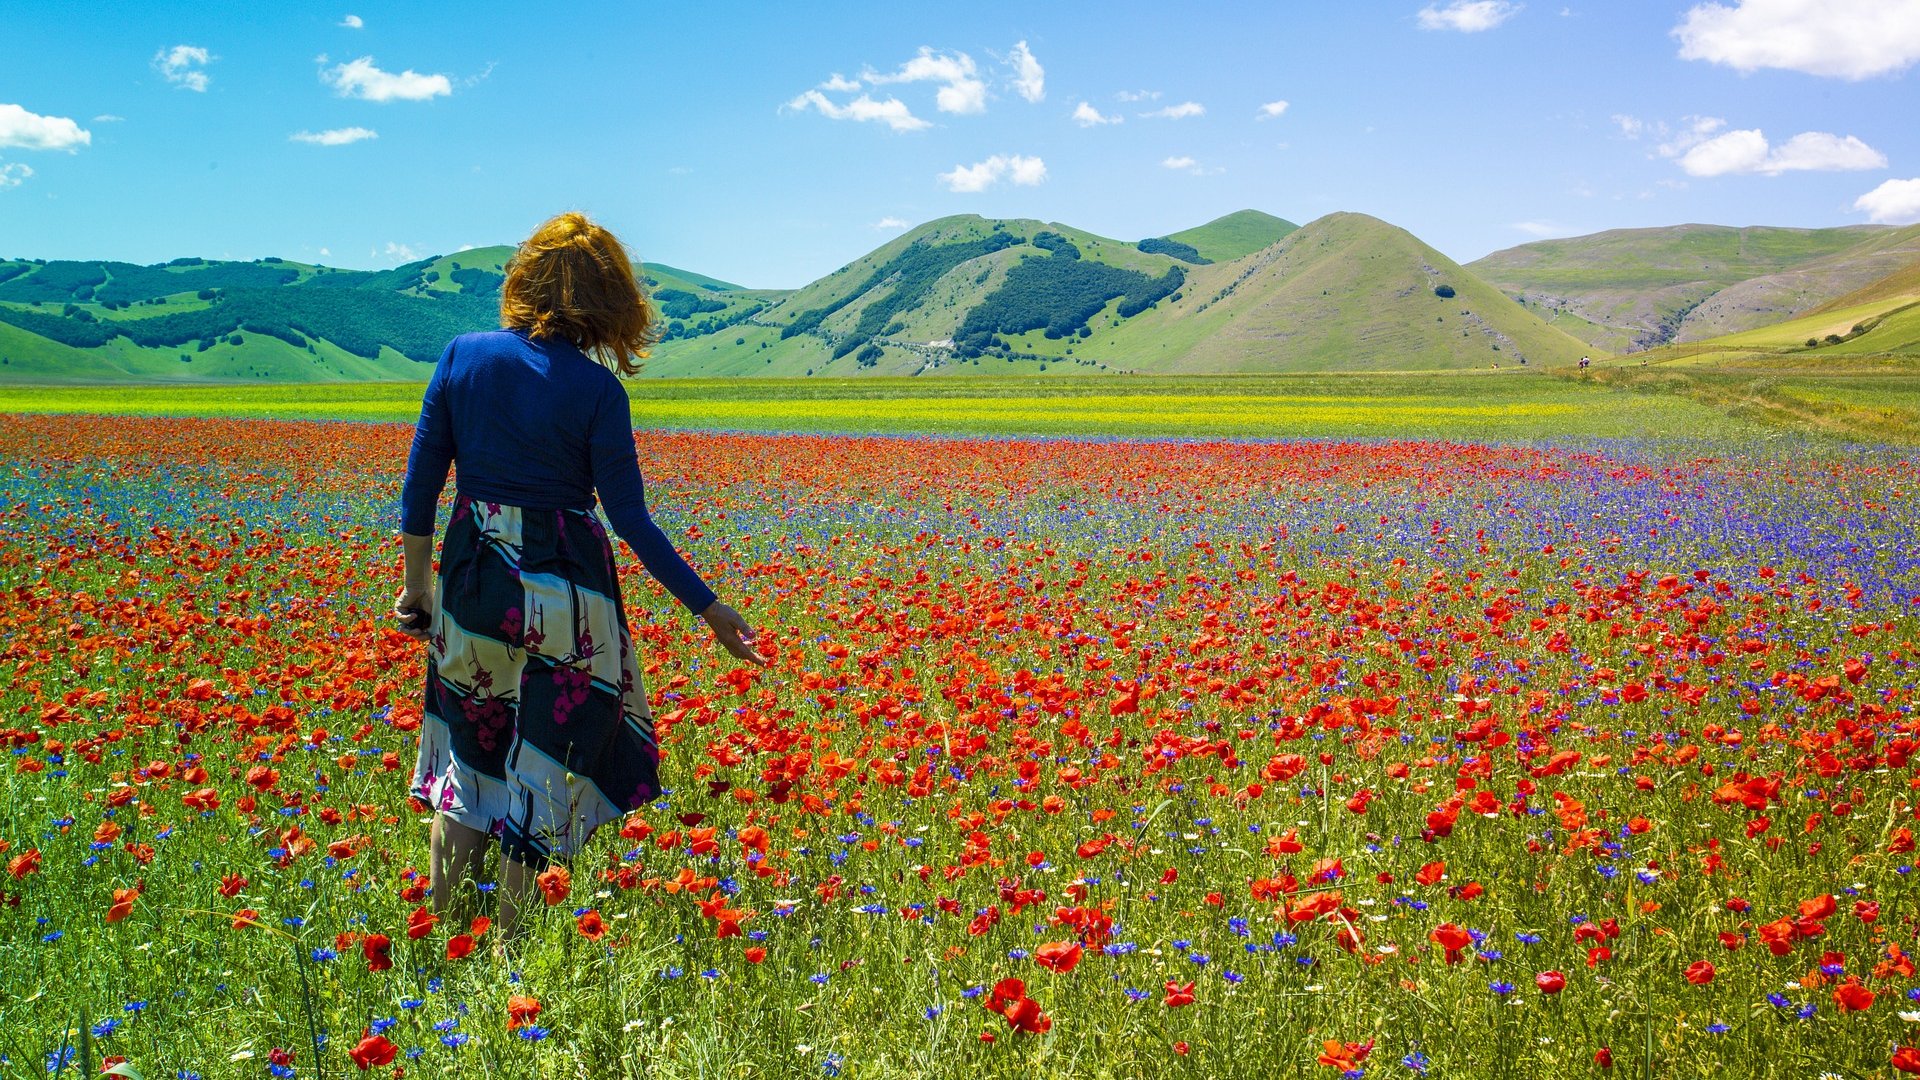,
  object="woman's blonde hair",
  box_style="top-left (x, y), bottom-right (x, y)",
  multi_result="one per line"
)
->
top-left (500, 212), bottom-right (658, 376)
